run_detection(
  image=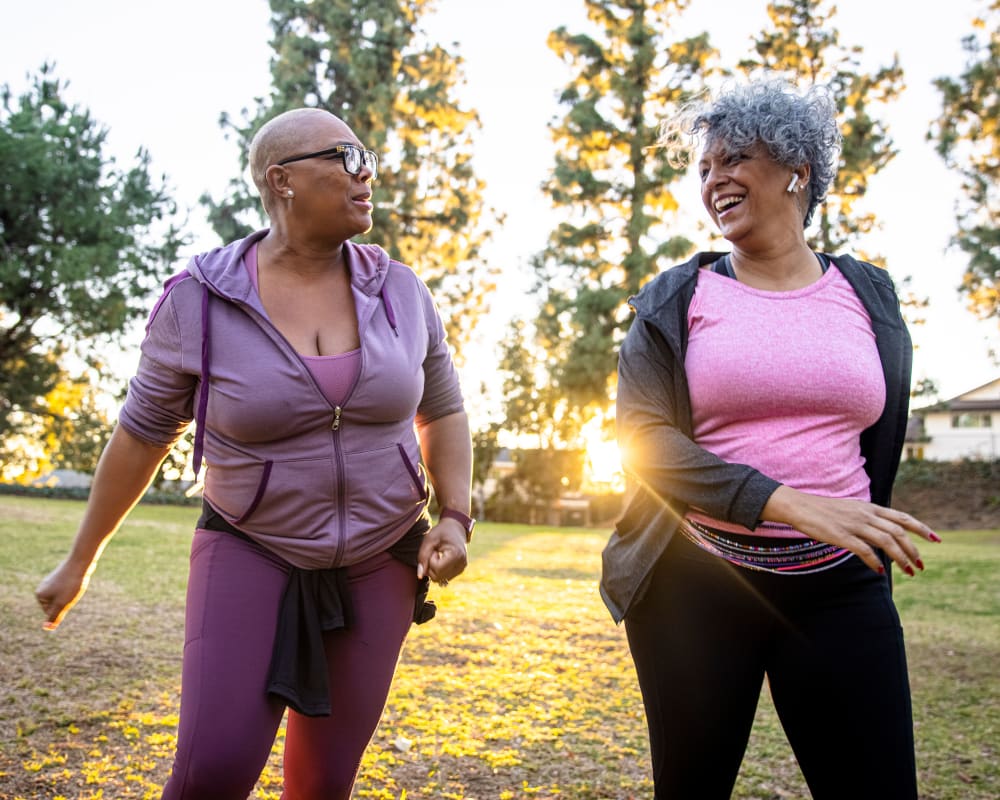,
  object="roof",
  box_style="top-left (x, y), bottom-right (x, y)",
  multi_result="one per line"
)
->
top-left (913, 376), bottom-right (1000, 415)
